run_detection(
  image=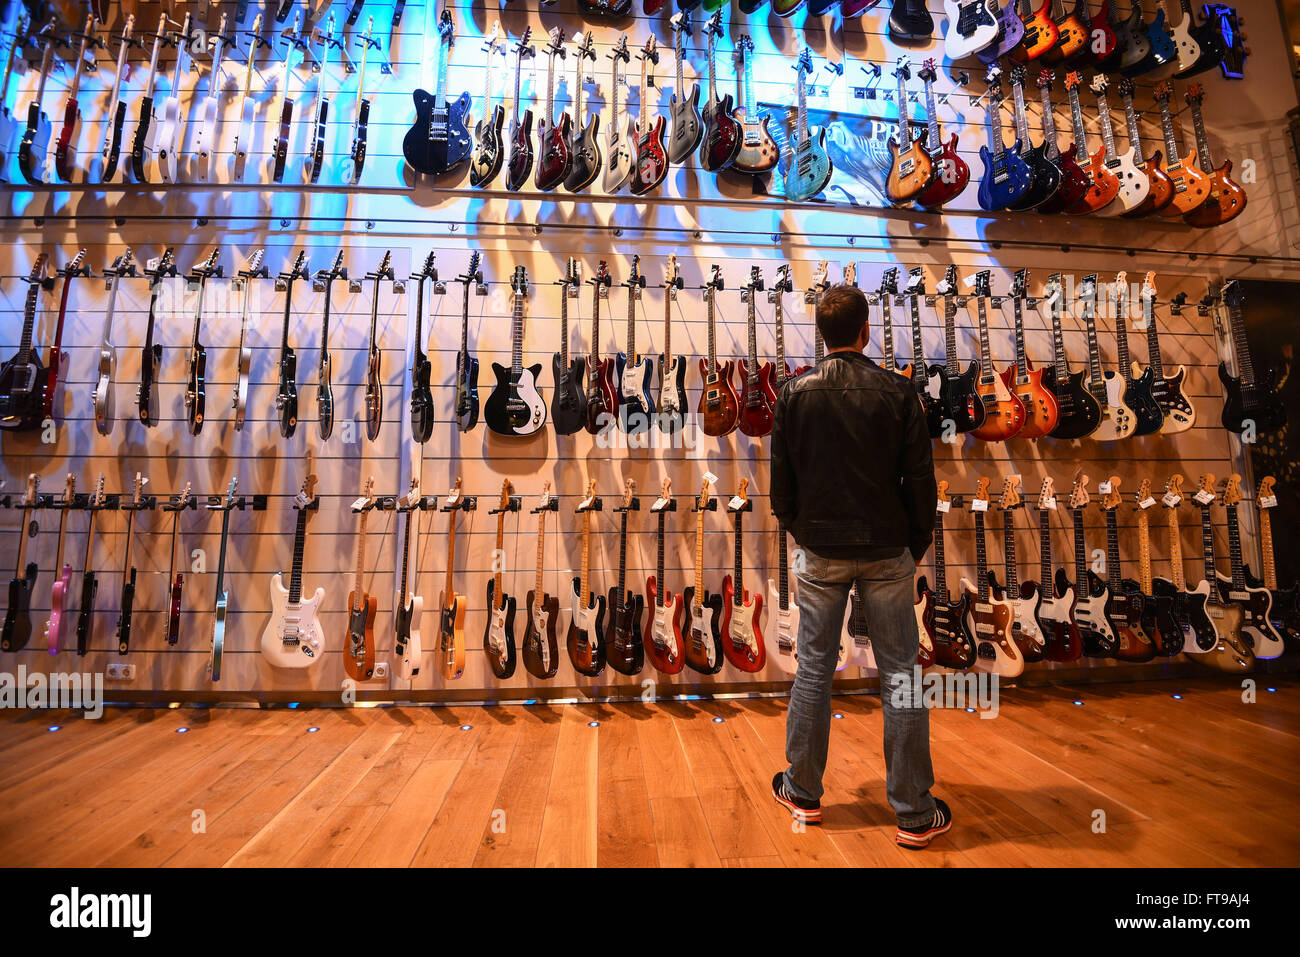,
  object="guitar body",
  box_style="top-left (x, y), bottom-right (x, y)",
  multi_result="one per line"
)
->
top-left (232, 96), bottom-right (257, 181)
top-left (1109, 579), bottom-right (1158, 661)
top-left (278, 350), bottom-right (299, 438)
top-left (1111, 146), bottom-right (1152, 212)
top-left (765, 580), bottom-right (800, 677)
top-left (915, 134), bottom-right (970, 208)
top-left (1088, 0), bottom-right (1121, 65)
top-left (979, 4), bottom-right (1027, 63)
top-left (1000, 363), bottom-right (1059, 438)
top-left (1179, 579), bottom-right (1217, 653)
top-left (343, 592), bottom-right (378, 681)
top-left (485, 362), bottom-right (547, 437)
top-left (194, 98), bottom-right (221, 183)
top-left (1011, 2), bottom-right (1061, 61)
top-left (615, 353), bottom-right (657, 434)
top-left (394, 593), bottom-right (424, 680)
top-left (656, 355), bottom-right (689, 434)
top-left (736, 359), bottom-right (777, 438)
top-left (94, 348), bottom-right (121, 434)
top-left (506, 111), bottom-right (535, 191)
top-left (1047, 9), bottom-right (1089, 61)
top-left (1158, 150), bottom-right (1212, 214)
top-left (603, 117), bottom-right (636, 193)
top-left (17, 103), bottom-right (51, 184)
top-left (667, 84), bottom-right (703, 165)
top-left (1092, 372), bottom-right (1137, 440)
top-left (154, 95), bottom-right (183, 183)
top-left (919, 578), bottom-right (976, 669)
top-left (1040, 571), bottom-right (1085, 661)
top-left (1218, 572), bottom-right (1286, 659)
top-left (364, 351), bottom-right (382, 441)
top-left (1123, 365), bottom-right (1164, 435)
top-left (583, 357), bottom-right (618, 435)
top-left (260, 575), bottom-right (326, 668)
top-left (550, 353), bottom-right (589, 436)
top-left (1, 565), bottom-right (37, 652)
top-left (700, 93), bottom-right (742, 172)
top-left (1008, 139), bottom-right (1062, 210)
top-left (534, 114), bottom-right (574, 191)
top-left (914, 587), bottom-right (935, 669)
top-left (961, 577), bottom-right (1023, 676)
top-left (732, 109), bottom-right (779, 175)
top-left (915, 365), bottom-right (950, 438)
top-left (438, 590), bottom-right (468, 680)
top-left (470, 103), bottom-right (506, 188)
top-left (210, 595), bottom-right (227, 680)
top-left (977, 145), bottom-right (1034, 210)
top-left (605, 590), bottom-right (646, 676)
top-left (941, 0), bottom-right (1001, 60)
top-left (720, 577), bottom-right (766, 672)
top-left (1149, 576), bottom-right (1193, 655)
top-left (1066, 147), bottom-right (1120, 213)
top-left (234, 340), bottom-right (252, 431)
top-left (566, 579), bottom-right (608, 677)
top-left (971, 373), bottom-right (1026, 442)
top-left (682, 588), bottom-right (725, 675)
top-left (74, 571), bottom-right (98, 655)
top-left (53, 99), bottom-right (81, 182)
top-left (1218, 363), bottom-right (1286, 435)
top-left (645, 578), bottom-right (687, 675)
top-left (1183, 160), bottom-right (1246, 227)
top-left (317, 355), bottom-right (335, 439)
top-left (45, 562), bottom-right (72, 654)
top-left (403, 90), bottom-right (473, 176)
top-left (698, 359), bottom-right (740, 436)
top-left (1142, 10), bottom-right (1179, 72)
top-left (1116, 8), bottom-right (1153, 72)
top-left (115, 572), bottom-right (136, 654)
top-left (996, 575), bottom-right (1047, 663)
top-left (631, 117), bottom-right (670, 195)
top-left (783, 128), bottom-right (833, 202)
top-left (138, 342), bottom-right (162, 425)
top-left (455, 351), bottom-right (480, 432)
top-left (410, 352), bottom-right (435, 443)
top-left (565, 113), bottom-right (603, 193)
top-left (167, 574), bottom-right (183, 645)
top-left (185, 345), bottom-right (207, 435)
top-left (937, 360), bottom-right (987, 434)
top-left (1176, 10), bottom-right (1226, 77)
top-left (1198, 596), bottom-right (1254, 672)
top-left (1035, 145), bottom-right (1090, 213)
top-left (348, 100), bottom-right (371, 184)
top-left (1042, 365), bottom-right (1102, 438)
top-left (523, 590), bottom-right (561, 679)
top-left (886, 133), bottom-right (934, 205)
top-left (43, 346), bottom-right (68, 423)
top-left (1076, 571), bottom-right (1119, 656)
top-left (0, 352), bottom-right (48, 432)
